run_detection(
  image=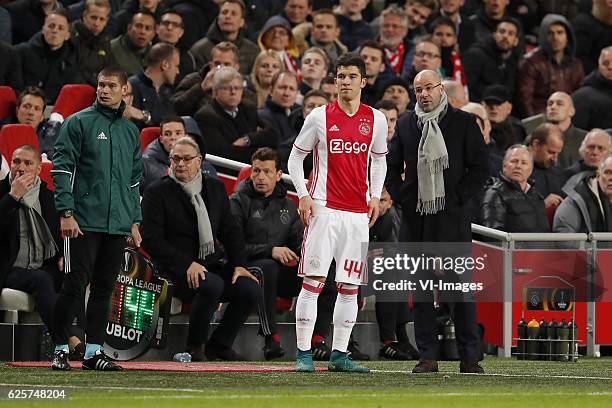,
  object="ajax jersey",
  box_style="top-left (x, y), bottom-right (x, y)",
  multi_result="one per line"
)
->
top-left (292, 101), bottom-right (388, 213)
